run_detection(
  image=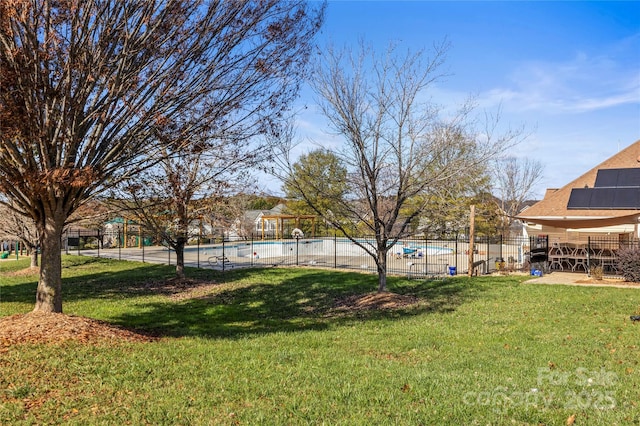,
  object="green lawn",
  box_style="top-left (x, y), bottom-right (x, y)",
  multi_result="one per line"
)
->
top-left (1, 256), bottom-right (639, 425)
